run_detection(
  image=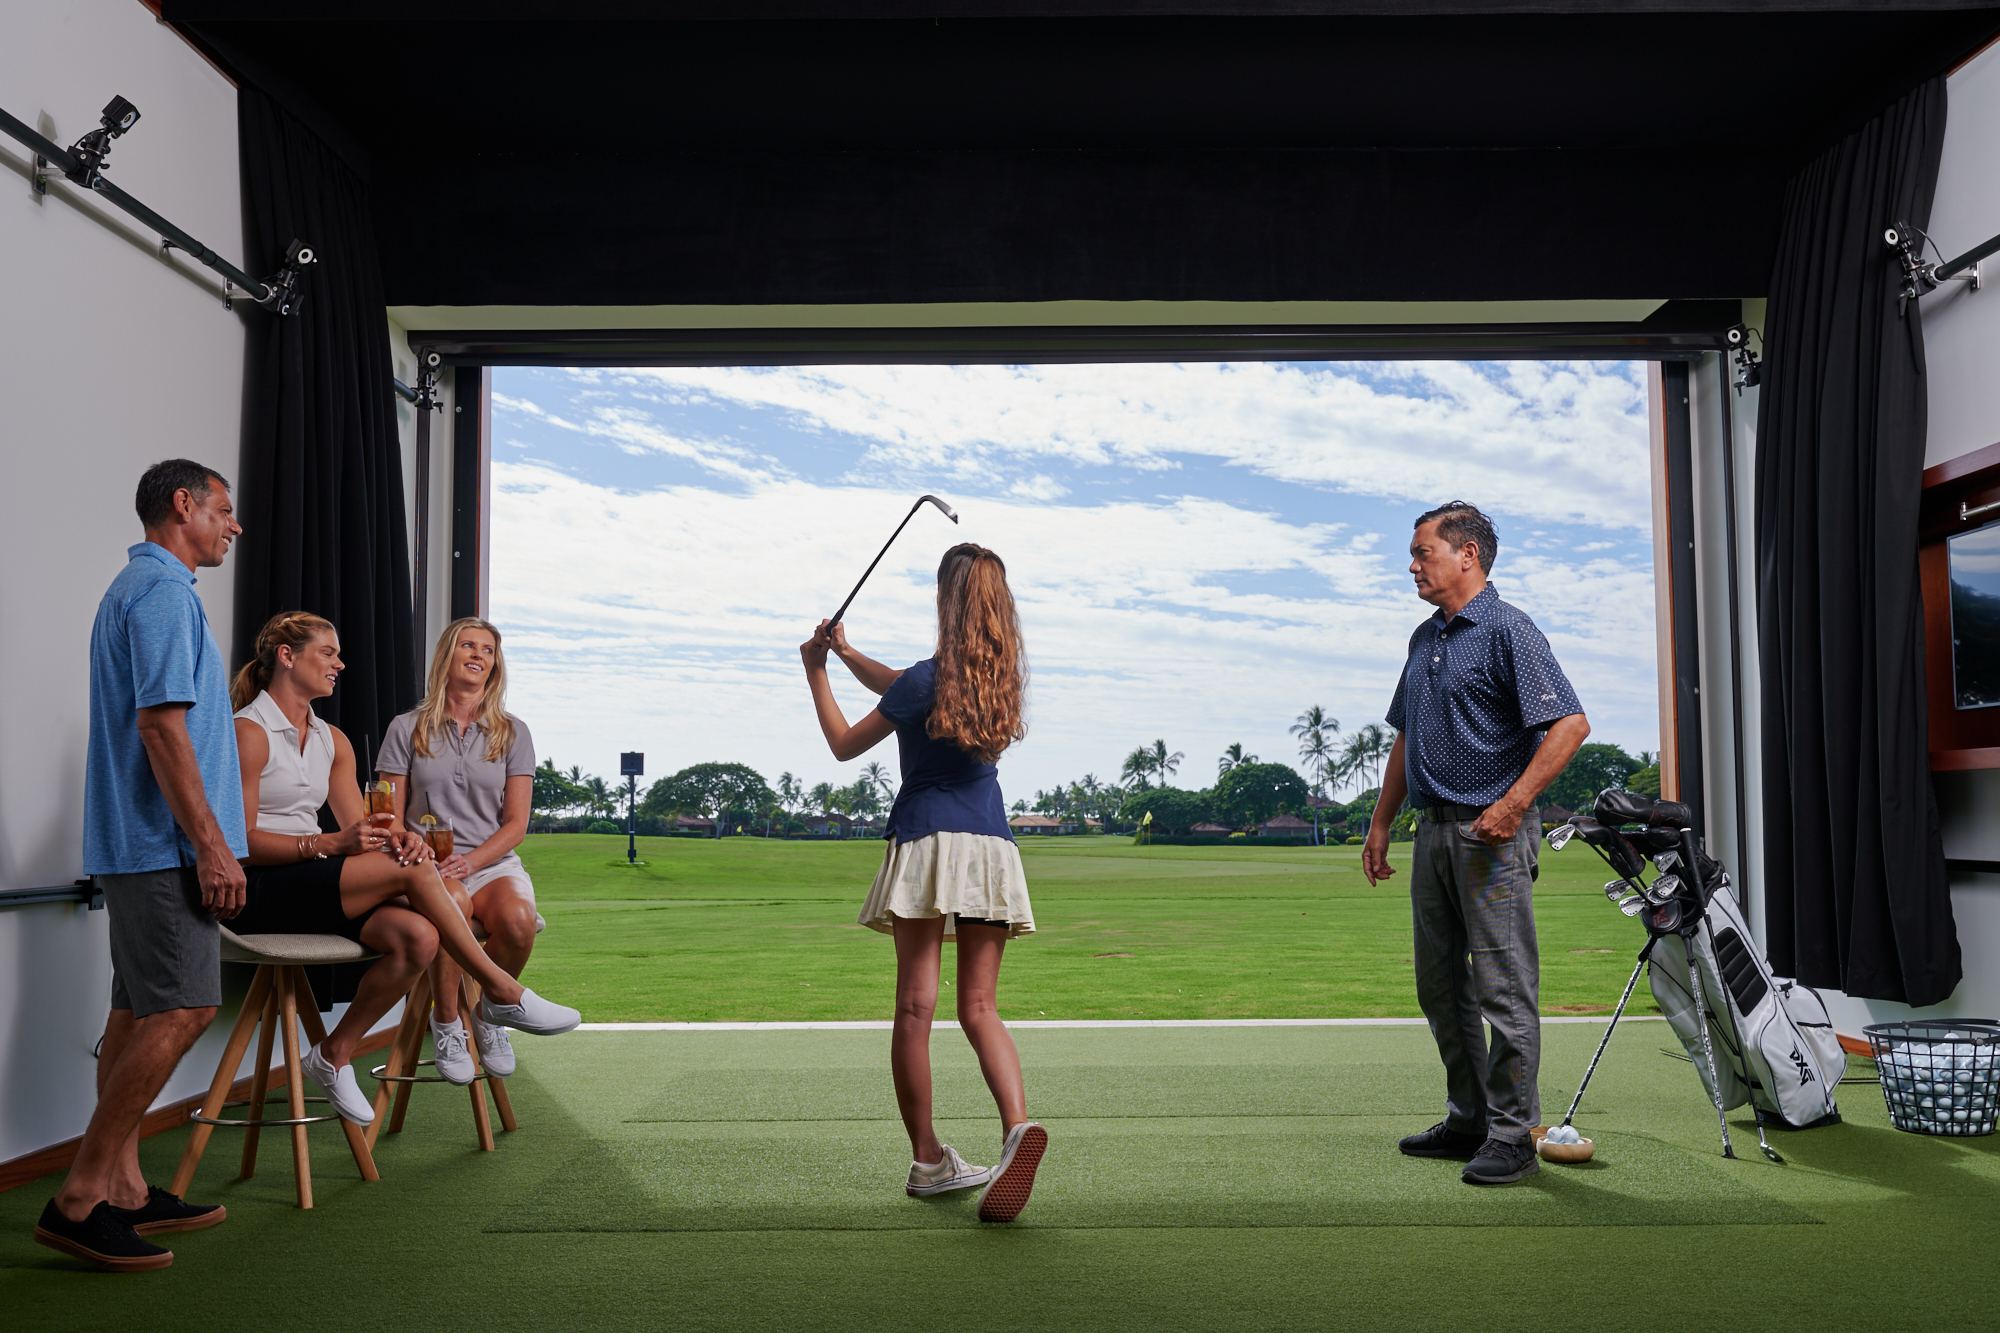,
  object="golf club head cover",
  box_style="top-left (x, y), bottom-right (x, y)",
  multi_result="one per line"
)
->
top-left (1591, 788), bottom-right (1694, 831)
top-left (1569, 816), bottom-right (1648, 880)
